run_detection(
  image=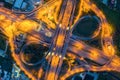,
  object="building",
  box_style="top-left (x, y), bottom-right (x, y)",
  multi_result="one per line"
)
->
top-left (0, 0), bottom-right (42, 11)
top-left (11, 64), bottom-right (29, 80)
top-left (13, 0), bottom-right (42, 11)
top-left (13, 0), bottom-right (24, 9)
top-left (101, 0), bottom-right (120, 11)
top-left (11, 64), bottom-right (21, 79)
top-left (102, 0), bottom-right (108, 5)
